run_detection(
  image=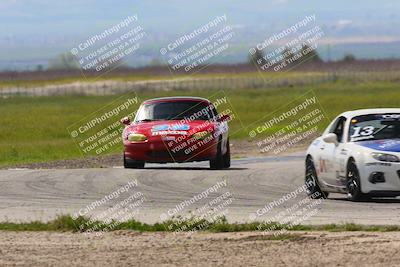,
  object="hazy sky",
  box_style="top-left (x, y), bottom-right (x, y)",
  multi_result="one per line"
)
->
top-left (2, 0), bottom-right (399, 38)
top-left (1, 0), bottom-right (399, 69)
